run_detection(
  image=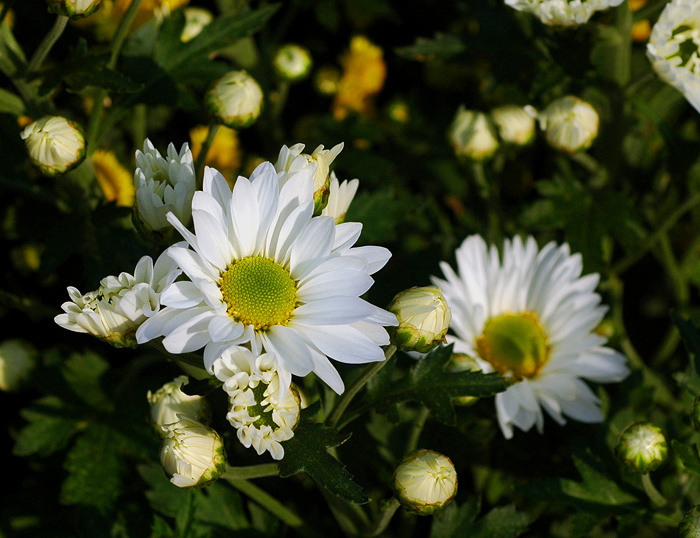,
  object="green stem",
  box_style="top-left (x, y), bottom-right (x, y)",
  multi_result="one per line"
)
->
top-left (194, 123), bottom-right (221, 188)
top-left (221, 463), bottom-right (279, 480)
top-left (613, 1), bottom-right (632, 87)
top-left (321, 489), bottom-right (370, 537)
top-left (641, 472), bottom-right (667, 508)
top-left (26, 15), bottom-right (68, 75)
top-left (362, 498), bottom-right (401, 538)
top-left (326, 344), bottom-right (396, 429)
top-left (405, 406), bottom-right (430, 454)
top-left (223, 477), bottom-right (303, 528)
top-left (611, 189), bottom-right (700, 275)
top-left (131, 104), bottom-right (147, 151)
top-left (472, 162), bottom-right (501, 244)
top-left (86, 0), bottom-right (142, 152)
